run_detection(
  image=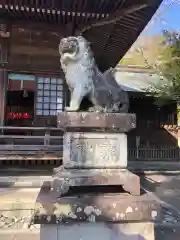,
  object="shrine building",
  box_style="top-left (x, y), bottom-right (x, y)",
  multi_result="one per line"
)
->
top-left (0, 0), bottom-right (175, 168)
